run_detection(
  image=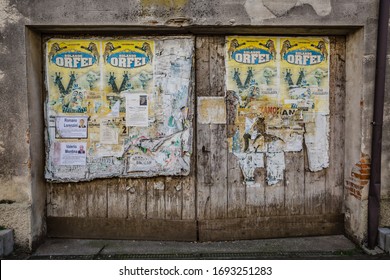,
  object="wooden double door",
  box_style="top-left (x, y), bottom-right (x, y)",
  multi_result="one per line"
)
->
top-left (47, 36), bottom-right (345, 241)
